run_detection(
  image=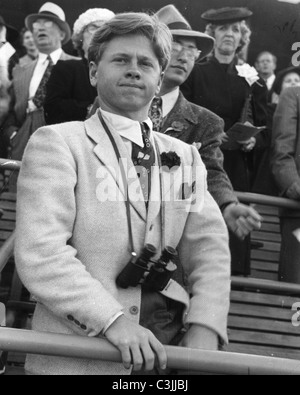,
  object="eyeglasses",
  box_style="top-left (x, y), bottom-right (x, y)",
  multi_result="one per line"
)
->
top-left (172, 42), bottom-right (201, 61)
top-left (32, 20), bottom-right (55, 30)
